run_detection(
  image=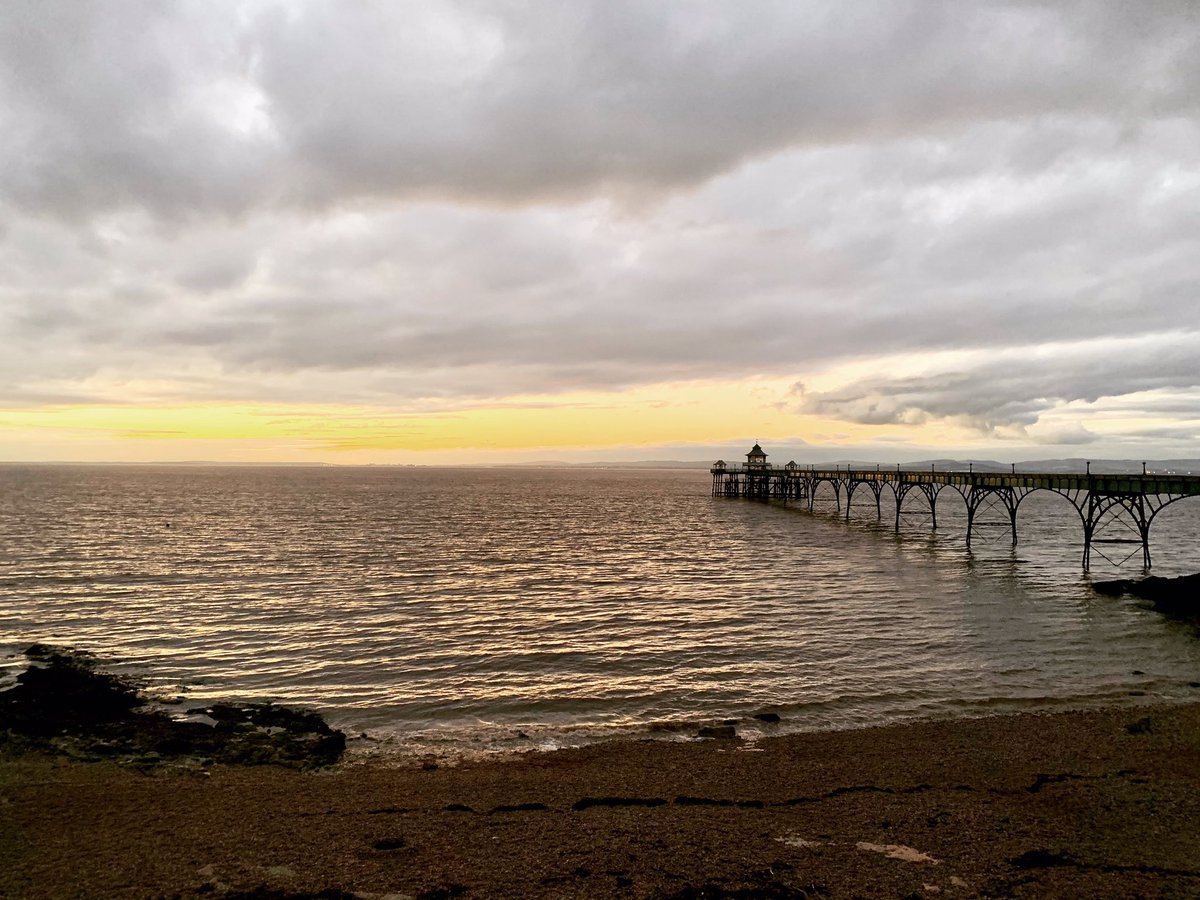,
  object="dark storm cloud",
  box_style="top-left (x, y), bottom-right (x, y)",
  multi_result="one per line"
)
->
top-left (1, 0), bottom-right (1199, 446)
